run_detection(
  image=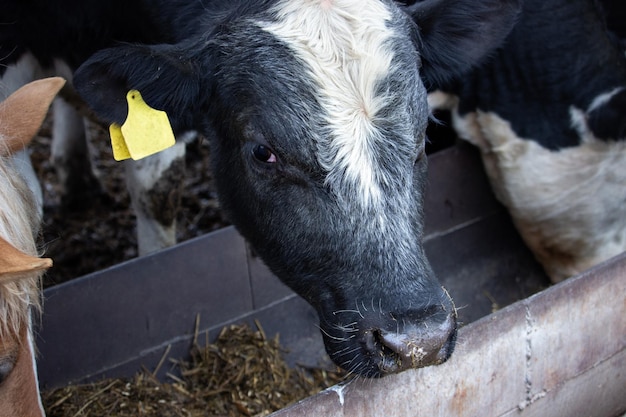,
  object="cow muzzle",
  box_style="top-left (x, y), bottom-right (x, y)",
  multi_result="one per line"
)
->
top-left (322, 290), bottom-right (457, 377)
top-left (360, 304), bottom-right (457, 375)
